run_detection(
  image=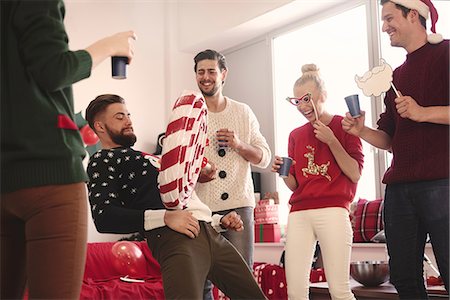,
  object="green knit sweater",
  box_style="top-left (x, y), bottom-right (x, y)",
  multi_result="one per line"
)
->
top-left (1, 0), bottom-right (92, 193)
